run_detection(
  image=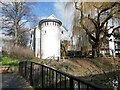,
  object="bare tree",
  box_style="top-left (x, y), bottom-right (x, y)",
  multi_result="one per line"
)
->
top-left (18, 29), bottom-right (30, 47)
top-left (73, 2), bottom-right (120, 58)
top-left (1, 2), bottom-right (36, 46)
